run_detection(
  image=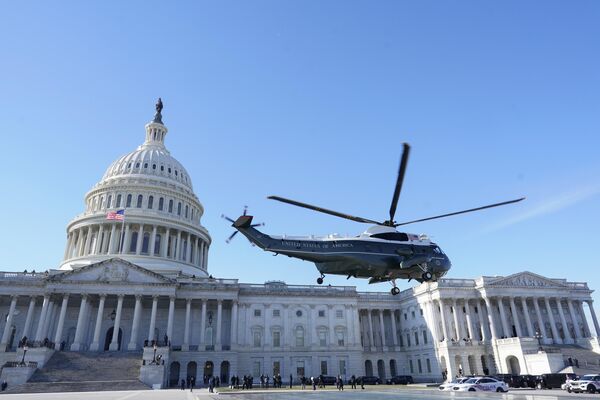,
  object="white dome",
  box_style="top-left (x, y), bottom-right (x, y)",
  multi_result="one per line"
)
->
top-left (60, 105), bottom-right (211, 277)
